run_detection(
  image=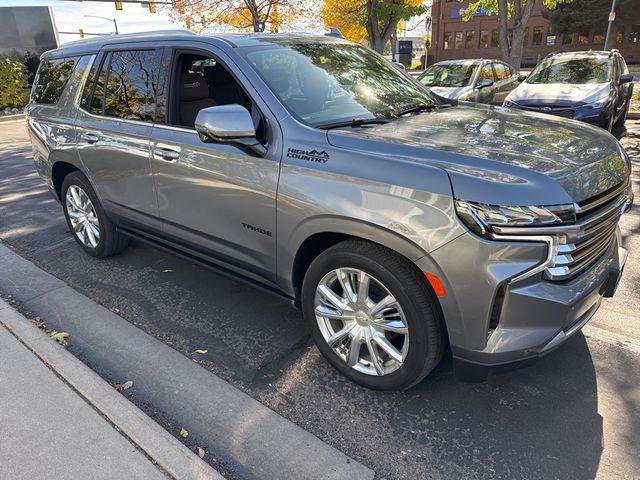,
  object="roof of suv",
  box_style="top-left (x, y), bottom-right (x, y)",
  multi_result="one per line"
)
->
top-left (44, 30), bottom-right (351, 57)
top-left (546, 50), bottom-right (619, 60)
